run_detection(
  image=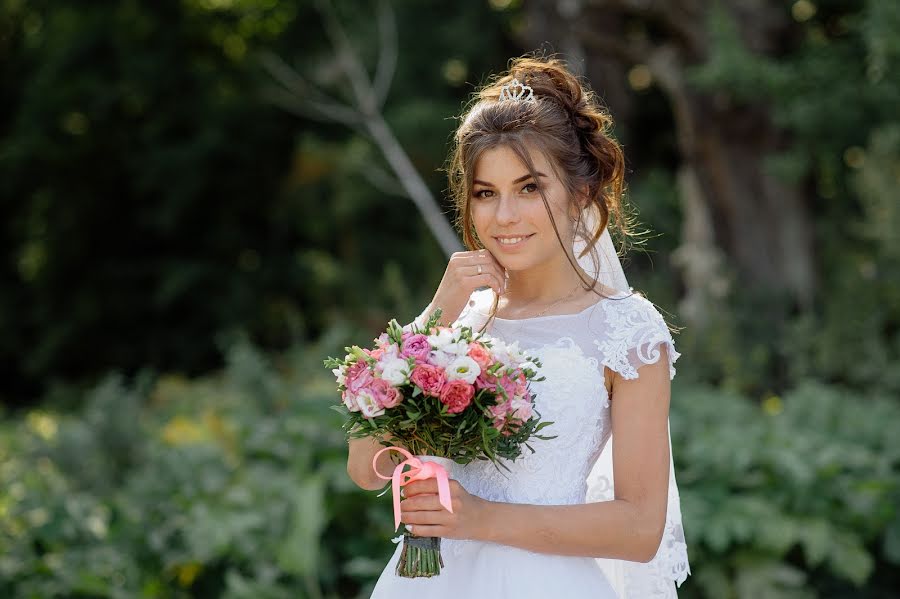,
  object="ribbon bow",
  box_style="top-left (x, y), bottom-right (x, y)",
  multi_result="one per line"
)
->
top-left (372, 446), bottom-right (454, 531)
